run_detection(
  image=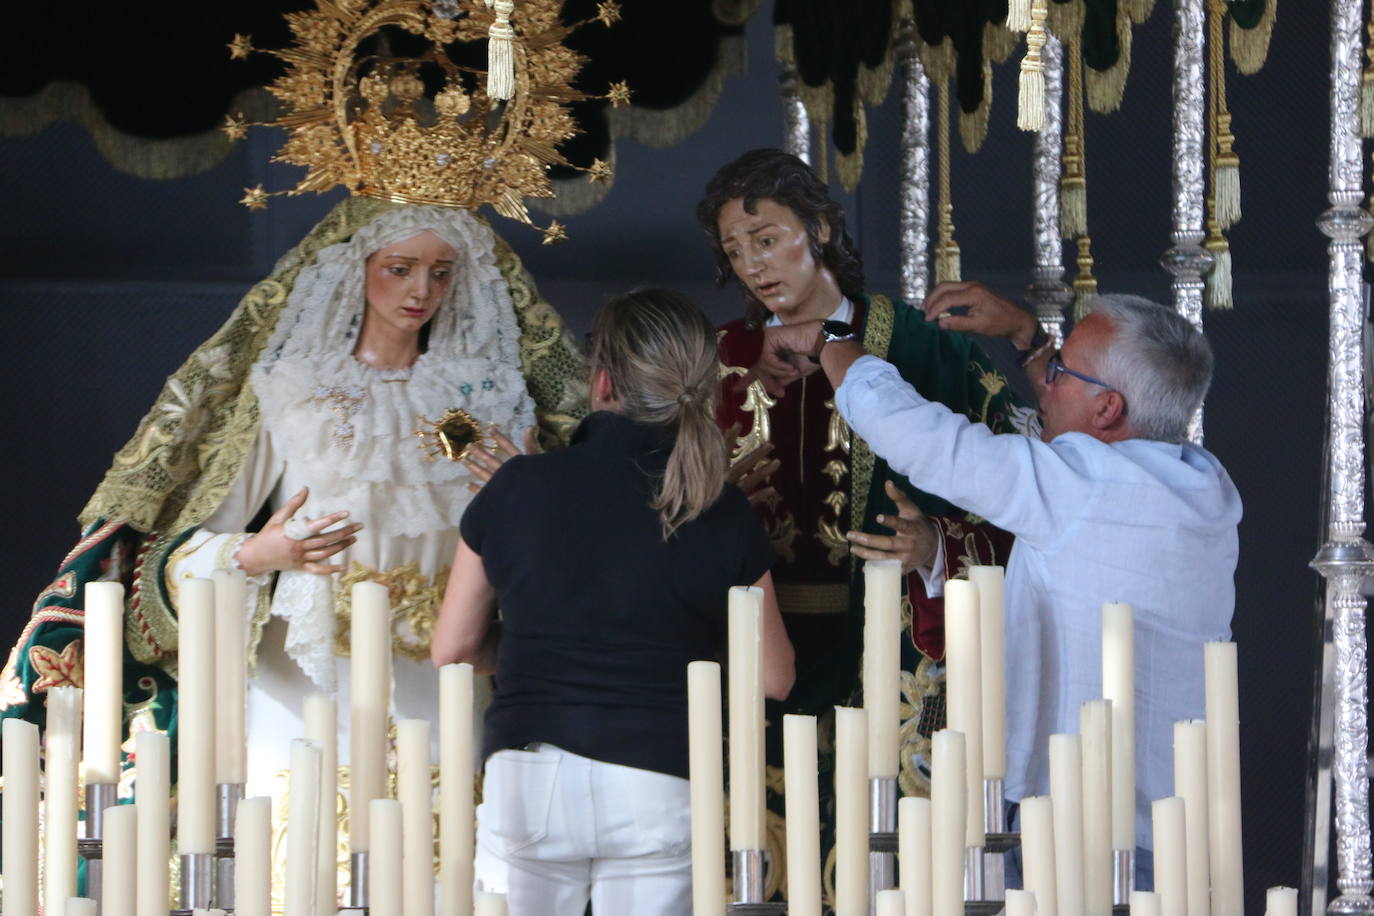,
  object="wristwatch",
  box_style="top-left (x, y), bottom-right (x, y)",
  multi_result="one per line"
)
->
top-left (809, 319), bottom-right (857, 362)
